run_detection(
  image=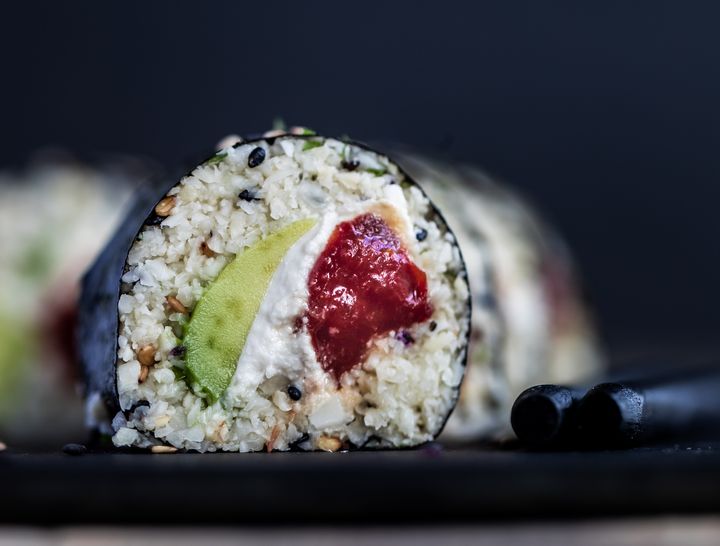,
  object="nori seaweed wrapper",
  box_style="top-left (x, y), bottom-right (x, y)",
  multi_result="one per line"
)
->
top-left (78, 173), bottom-right (175, 420)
